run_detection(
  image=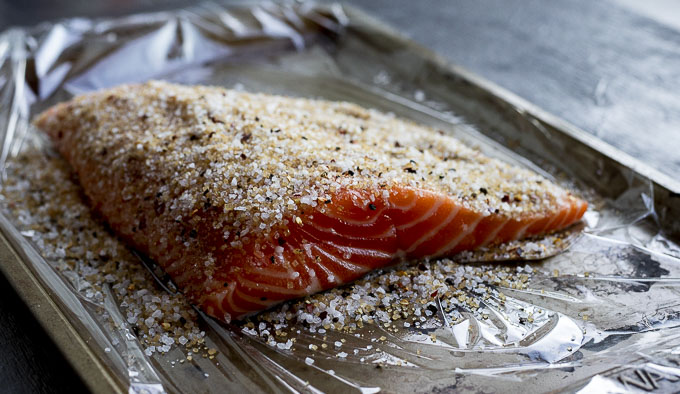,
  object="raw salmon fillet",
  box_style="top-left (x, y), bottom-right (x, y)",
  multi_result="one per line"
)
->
top-left (35, 81), bottom-right (587, 321)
